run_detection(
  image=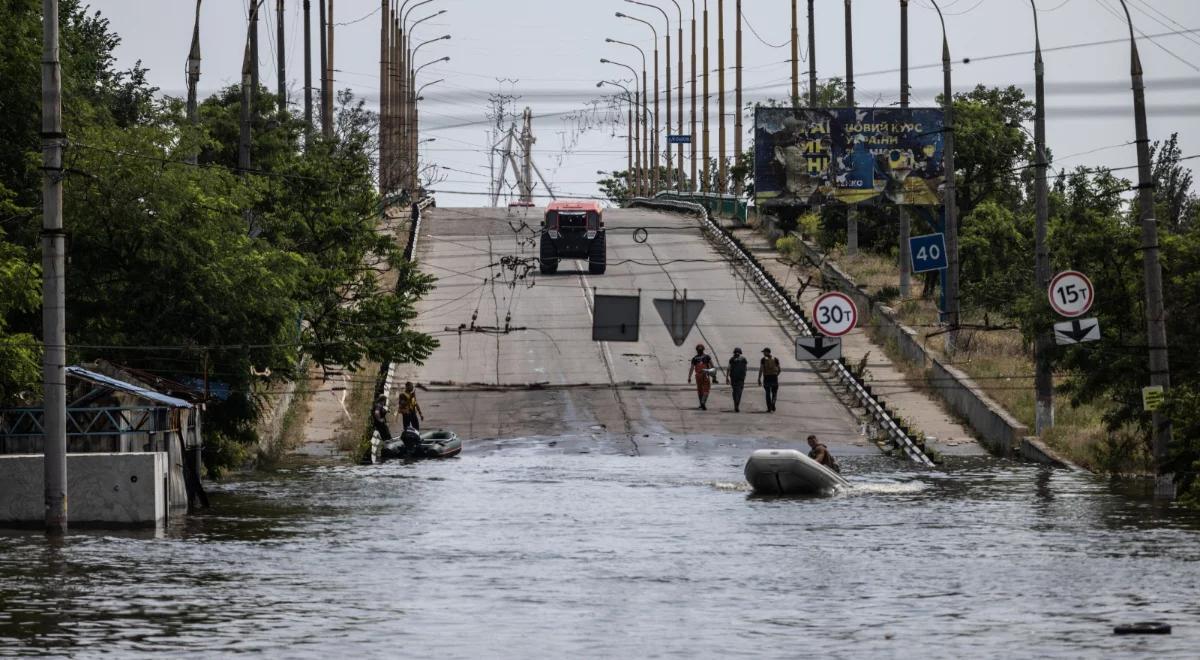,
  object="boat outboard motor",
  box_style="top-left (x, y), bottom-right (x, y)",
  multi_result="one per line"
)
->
top-left (400, 426), bottom-right (422, 454)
